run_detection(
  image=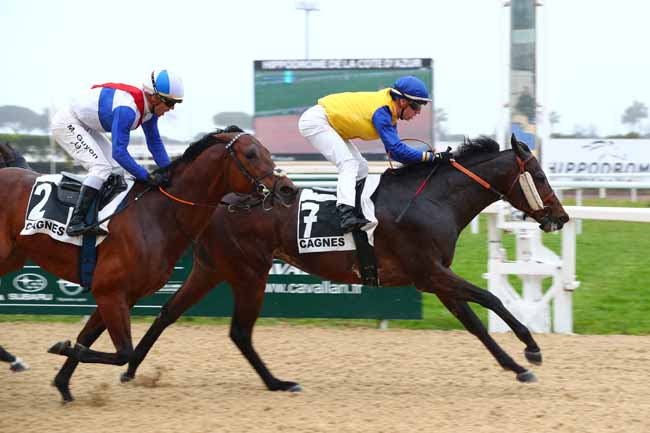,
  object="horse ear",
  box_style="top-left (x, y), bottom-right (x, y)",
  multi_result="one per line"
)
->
top-left (511, 134), bottom-right (531, 158)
